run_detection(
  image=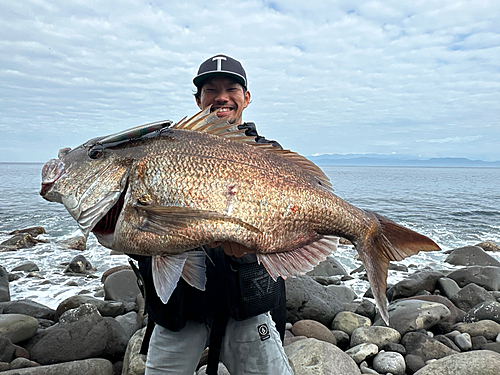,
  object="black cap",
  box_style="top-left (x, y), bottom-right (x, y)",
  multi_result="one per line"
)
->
top-left (193, 54), bottom-right (247, 89)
